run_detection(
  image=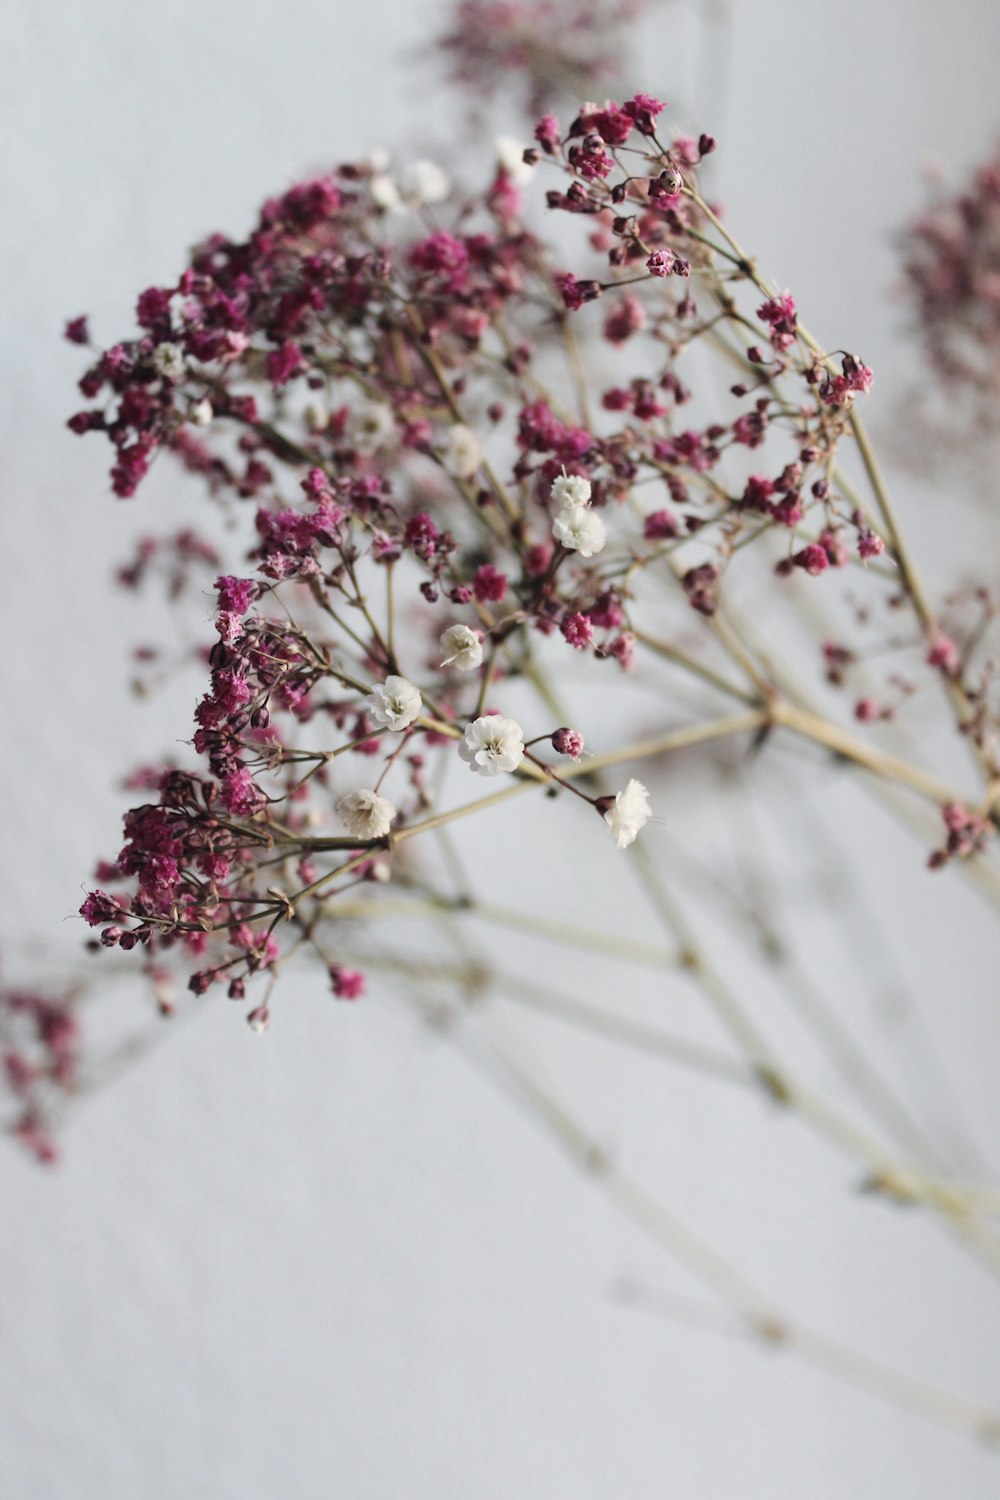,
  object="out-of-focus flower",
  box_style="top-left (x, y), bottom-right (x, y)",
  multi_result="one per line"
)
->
top-left (442, 423), bottom-right (484, 479)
